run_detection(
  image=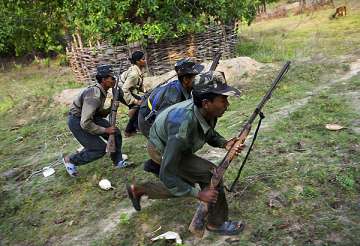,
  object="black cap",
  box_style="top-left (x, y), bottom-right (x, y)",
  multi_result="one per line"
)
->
top-left (129, 51), bottom-right (145, 64)
top-left (175, 58), bottom-right (204, 77)
top-left (193, 71), bottom-right (241, 96)
top-left (96, 64), bottom-right (115, 78)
